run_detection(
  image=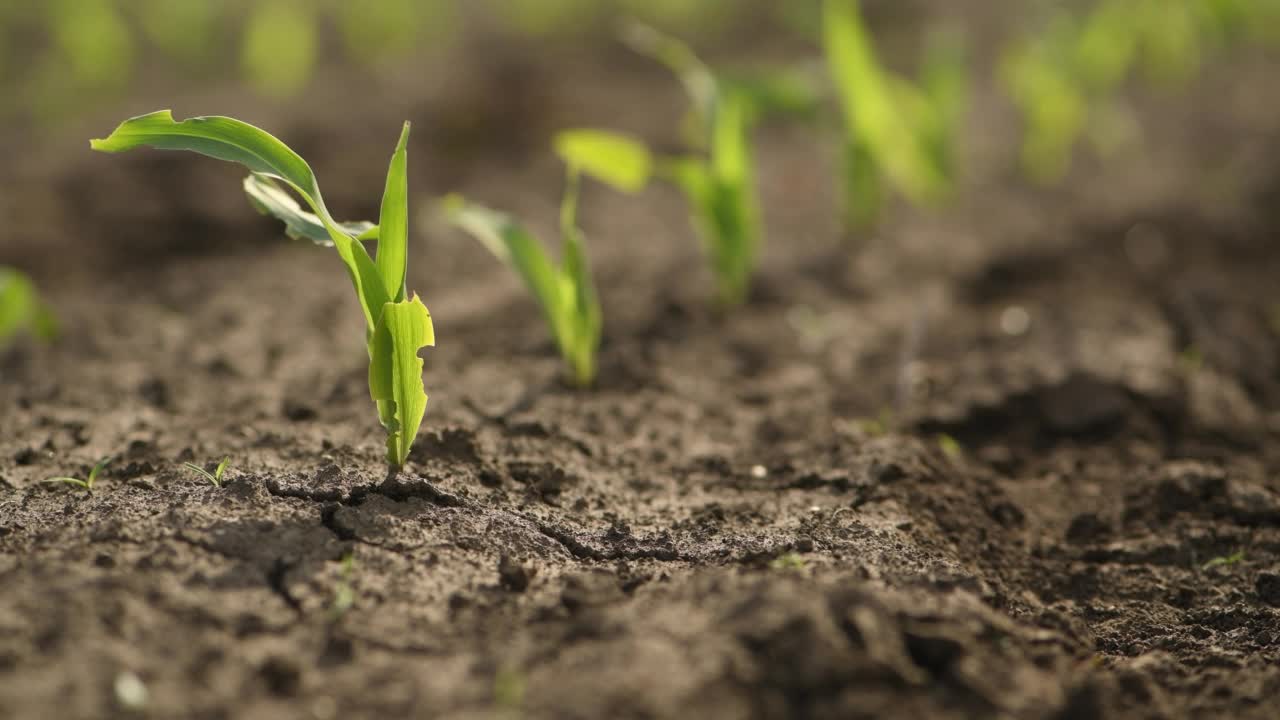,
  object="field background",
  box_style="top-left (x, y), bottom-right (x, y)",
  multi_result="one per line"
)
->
top-left (3, 2), bottom-right (1280, 718)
